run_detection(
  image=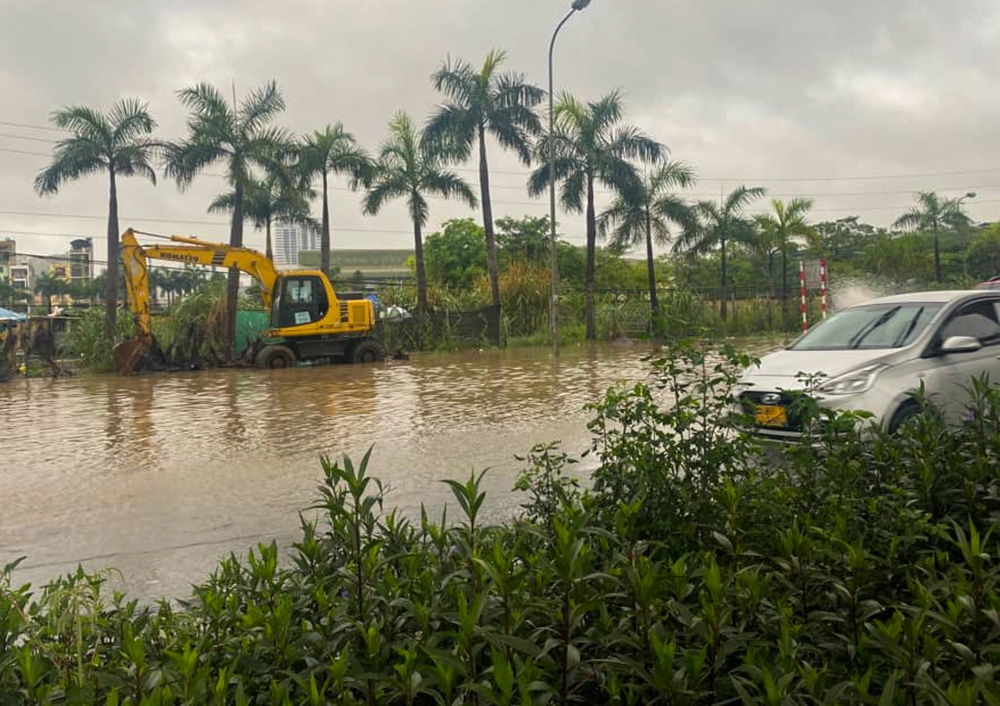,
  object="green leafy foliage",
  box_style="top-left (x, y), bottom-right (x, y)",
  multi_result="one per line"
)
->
top-left (424, 219), bottom-right (488, 289)
top-left (6, 344), bottom-right (1000, 703)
